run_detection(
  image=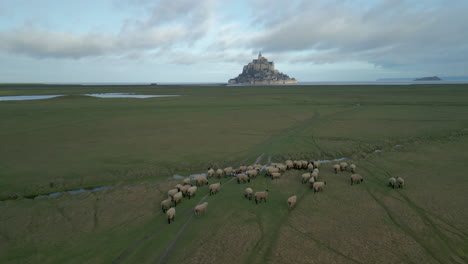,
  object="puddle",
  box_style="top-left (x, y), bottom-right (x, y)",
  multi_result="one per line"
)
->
top-left (0, 95), bottom-right (63, 101)
top-left (84, 93), bottom-right (179, 98)
top-left (319, 157), bottom-right (348, 163)
top-left (374, 149), bottom-right (384, 153)
top-left (34, 186), bottom-right (109, 199)
top-left (0, 94), bottom-right (180, 101)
